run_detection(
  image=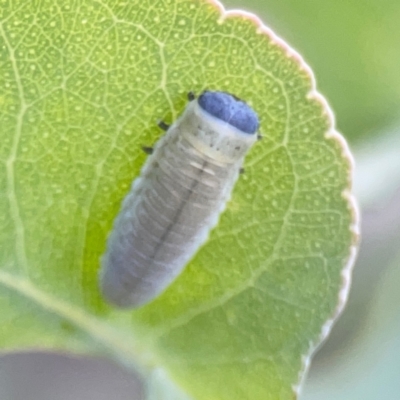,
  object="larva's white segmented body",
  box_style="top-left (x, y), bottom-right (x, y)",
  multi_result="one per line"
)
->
top-left (100, 91), bottom-right (259, 308)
